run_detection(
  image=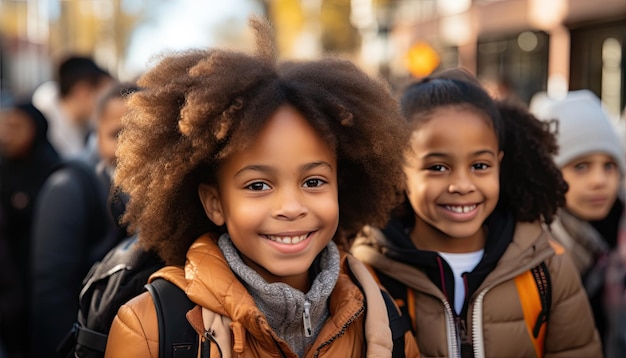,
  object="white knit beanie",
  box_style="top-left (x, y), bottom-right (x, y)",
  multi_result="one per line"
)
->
top-left (531, 89), bottom-right (626, 174)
